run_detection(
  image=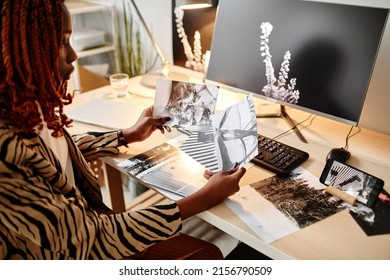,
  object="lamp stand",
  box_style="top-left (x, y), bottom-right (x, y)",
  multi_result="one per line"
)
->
top-left (130, 0), bottom-right (189, 89)
top-left (140, 70), bottom-right (189, 89)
